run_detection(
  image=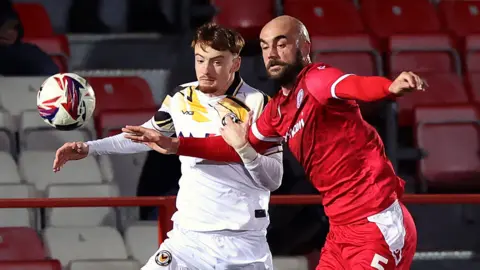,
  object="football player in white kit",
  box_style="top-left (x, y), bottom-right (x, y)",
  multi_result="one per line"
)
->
top-left (52, 23), bottom-right (283, 270)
